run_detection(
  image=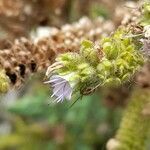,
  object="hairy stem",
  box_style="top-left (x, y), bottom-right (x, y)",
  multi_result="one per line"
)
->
top-left (107, 88), bottom-right (150, 150)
